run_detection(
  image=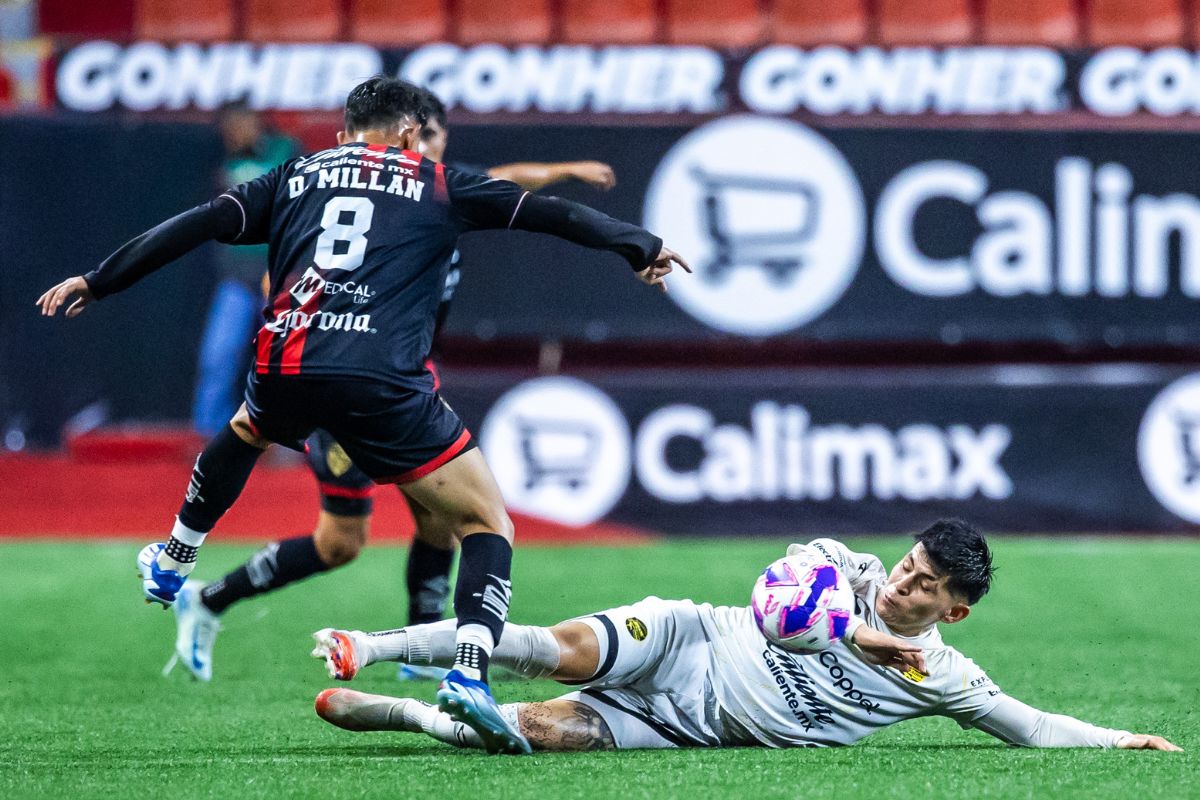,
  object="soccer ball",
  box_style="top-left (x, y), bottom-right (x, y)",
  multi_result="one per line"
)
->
top-left (751, 548), bottom-right (855, 653)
